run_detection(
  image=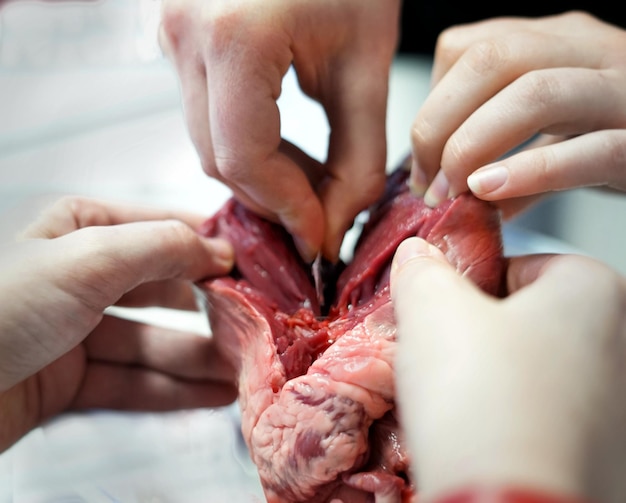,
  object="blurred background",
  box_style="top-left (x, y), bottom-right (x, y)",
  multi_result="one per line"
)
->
top-left (0, 0), bottom-right (625, 501)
